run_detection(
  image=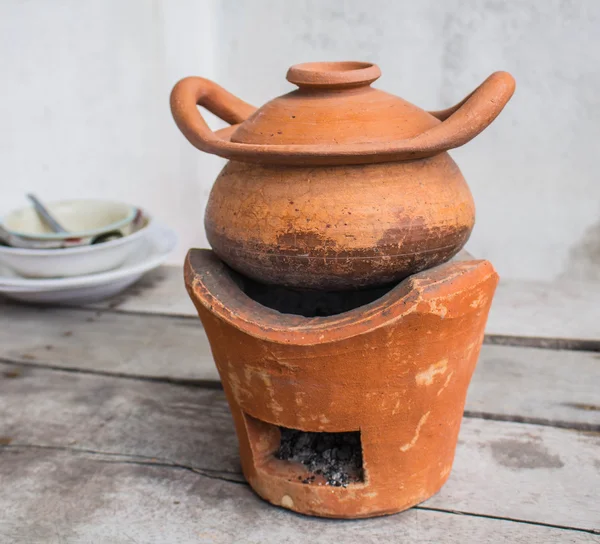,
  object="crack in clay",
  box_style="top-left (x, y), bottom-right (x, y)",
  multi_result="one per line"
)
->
top-left (437, 371), bottom-right (454, 396)
top-left (400, 411), bottom-right (431, 452)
